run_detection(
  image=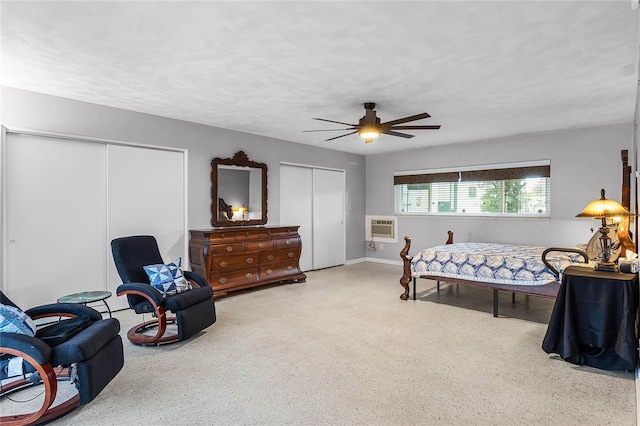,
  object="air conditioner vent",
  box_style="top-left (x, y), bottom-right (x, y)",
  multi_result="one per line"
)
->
top-left (365, 215), bottom-right (397, 243)
top-left (371, 220), bottom-right (394, 239)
